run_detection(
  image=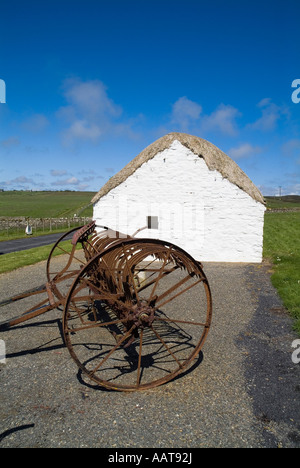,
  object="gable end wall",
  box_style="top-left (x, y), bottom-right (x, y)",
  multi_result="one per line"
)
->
top-left (93, 141), bottom-right (265, 262)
